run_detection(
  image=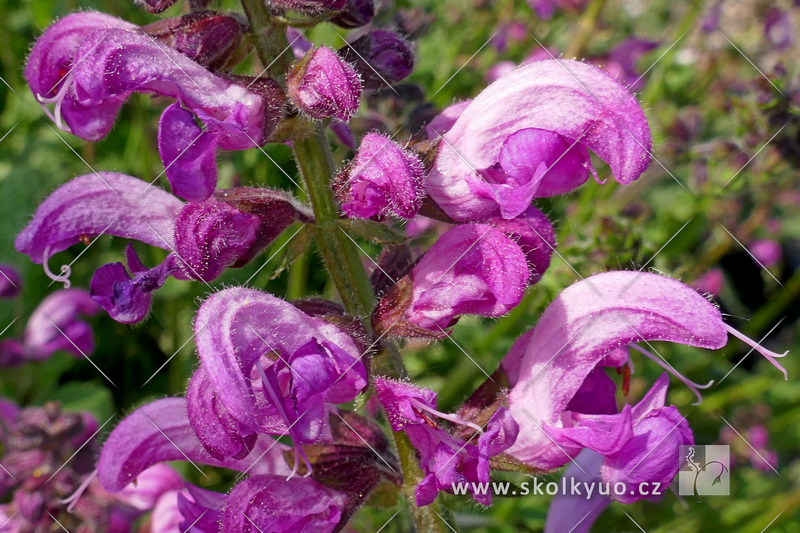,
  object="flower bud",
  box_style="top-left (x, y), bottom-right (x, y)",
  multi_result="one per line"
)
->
top-left (331, 0), bottom-right (375, 28)
top-left (270, 0), bottom-right (346, 14)
top-left (287, 46), bottom-right (362, 122)
top-left (174, 189), bottom-right (303, 282)
top-left (0, 264), bottom-right (21, 299)
top-left (142, 11), bottom-right (248, 70)
top-left (339, 30), bottom-right (415, 91)
top-left (135, 0), bottom-right (178, 13)
top-left (372, 224), bottom-right (528, 338)
top-left (334, 132), bottom-right (425, 219)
